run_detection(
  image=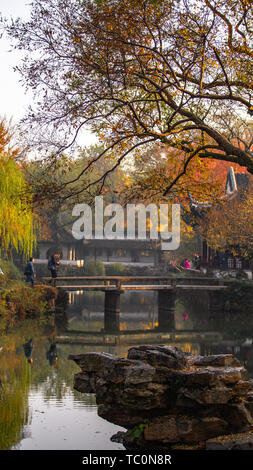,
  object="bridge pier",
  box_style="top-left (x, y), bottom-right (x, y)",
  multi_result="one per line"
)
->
top-left (51, 277), bottom-right (228, 334)
top-left (104, 290), bottom-right (122, 332)
top-left (157, 290), bottom-right (176, 330)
